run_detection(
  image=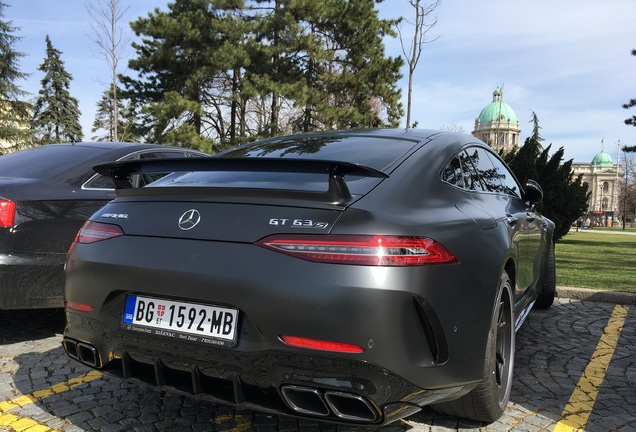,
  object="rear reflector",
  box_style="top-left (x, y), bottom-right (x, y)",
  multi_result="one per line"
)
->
top-left (75, 220), bottom-right (124, 244)
top-left (0, 200), bottom-right (16, 227)
top-left (65, 301), bottom-right (94, 312)
top-left (257, 235), bottom-right (457, 266)
top-left (280, 335), bottom-right (364, 353)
